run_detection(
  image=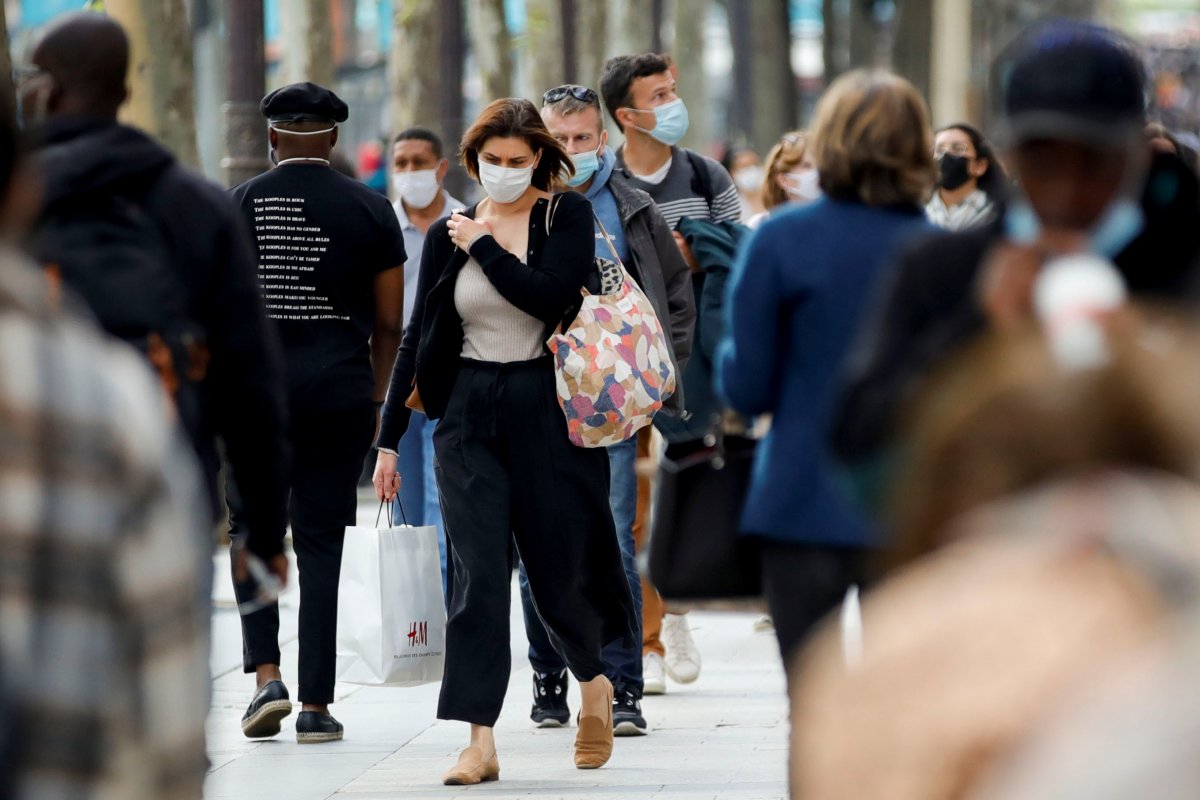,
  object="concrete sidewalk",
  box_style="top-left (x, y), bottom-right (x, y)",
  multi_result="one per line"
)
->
top-left (205, 510), bottom-right (788, 800)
